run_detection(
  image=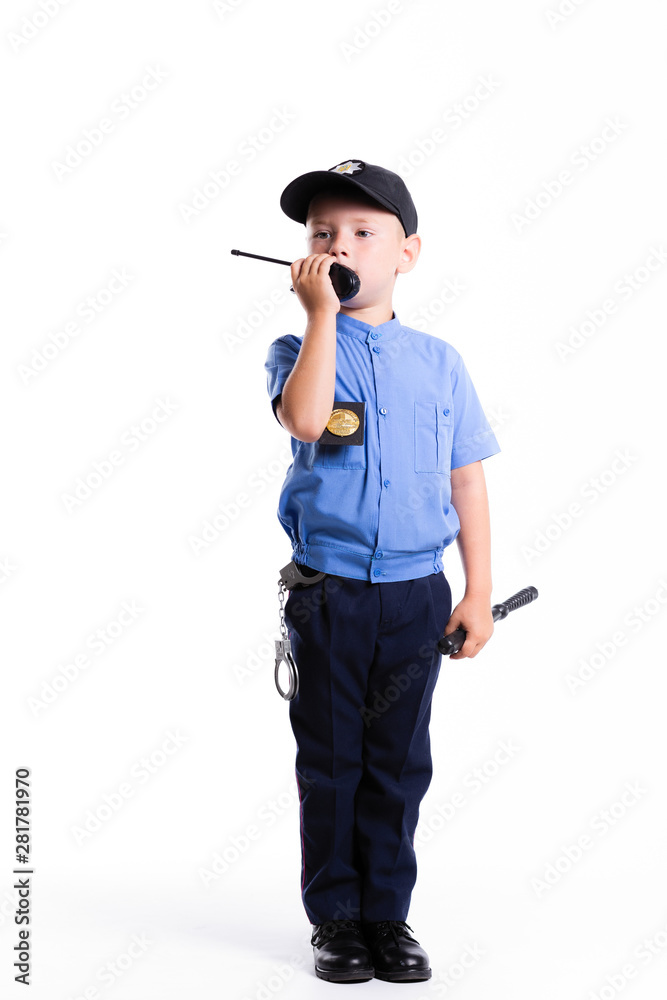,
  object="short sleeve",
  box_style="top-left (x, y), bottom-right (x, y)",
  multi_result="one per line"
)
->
top-left (450, 353), bottom-right (501, 469)
top-left (264, 336), bottom-right (301, 424)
